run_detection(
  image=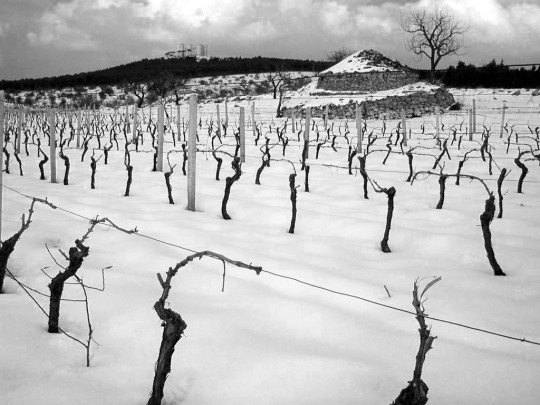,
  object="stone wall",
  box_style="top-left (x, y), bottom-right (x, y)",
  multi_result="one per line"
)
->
top-left (281, 88), bottom-right (455, 121)
top-left (317, 71), bottom-right (420, 93)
